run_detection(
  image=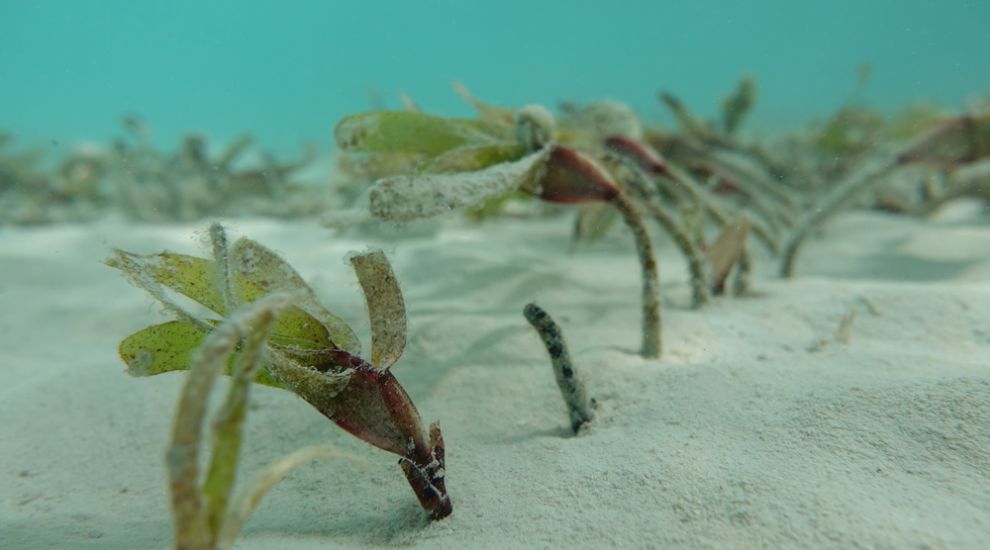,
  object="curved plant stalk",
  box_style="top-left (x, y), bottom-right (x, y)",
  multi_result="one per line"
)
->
top-left (693, 158), bottom-right (792, 234)
top-left (779, 158), bottom-right (897, 277)
top-left (604, 135), bottom-right (777, 261)
top-left (781, 110), bottom-right (990, 277)
top-left (523, 303), bottom-right (595, 433)
top-left (167, 294), bottom-right (290, 550)
top-left (605, 136), bottom-right (760, 297)
top-left (610, 192), bottom-right (662, 358)
top-left (659, 86), bottom-right (794, 187)
top-left (524, 145), bottom-right (662, 358)
top-left (611, 158), bottom-right (710, 308)
top-left (664, 162), bottom-right (779, 256)
top-left (709, 151), bottom-right (799, 214)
